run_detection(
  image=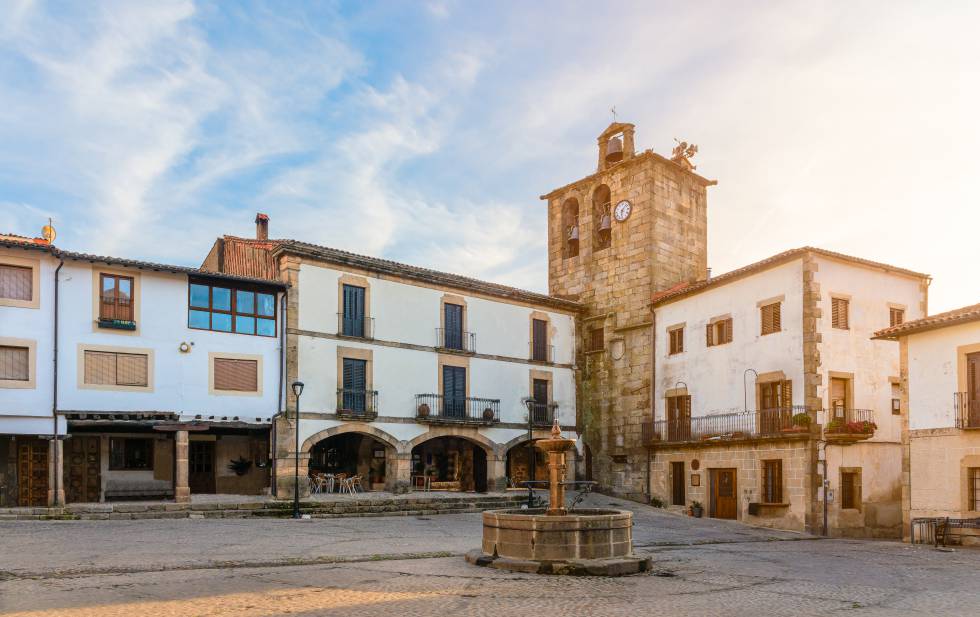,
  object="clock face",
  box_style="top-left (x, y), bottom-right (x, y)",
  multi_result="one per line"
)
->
top-left (614, 199), bottom-right (632, 222)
